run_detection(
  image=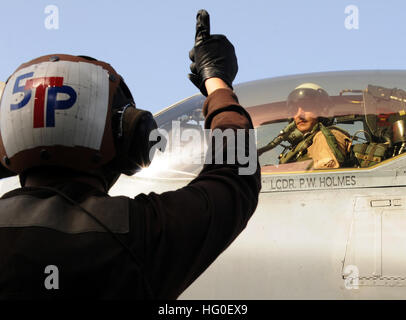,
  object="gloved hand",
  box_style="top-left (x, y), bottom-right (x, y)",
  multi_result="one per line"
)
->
top-left (188, 9), bottom-right (238, 96)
